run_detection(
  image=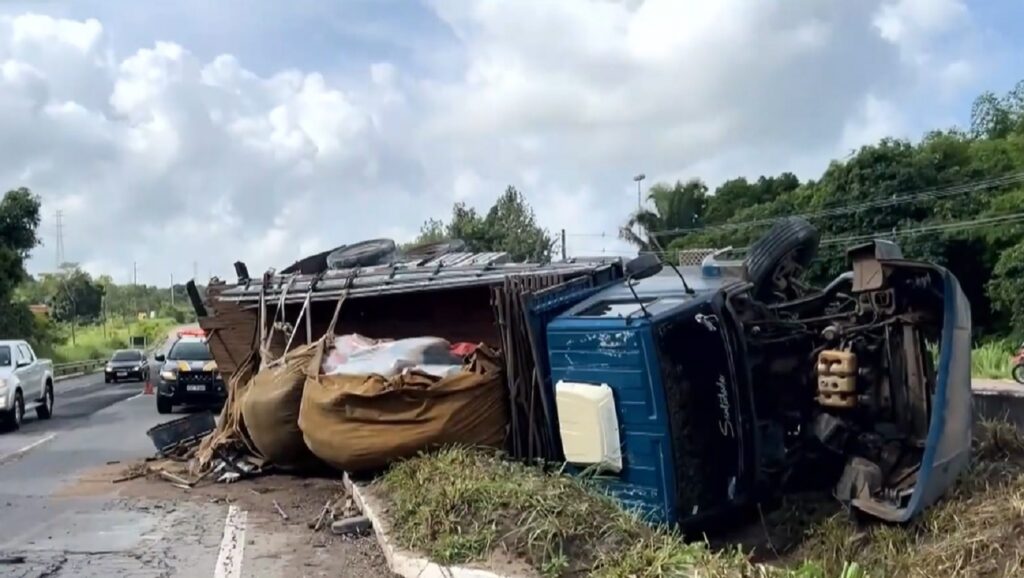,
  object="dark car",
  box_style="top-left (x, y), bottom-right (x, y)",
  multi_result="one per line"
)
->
top-left (104, 349), bottom-right (149, 383)
top-left (153, 337), bottom-right (226, 414)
